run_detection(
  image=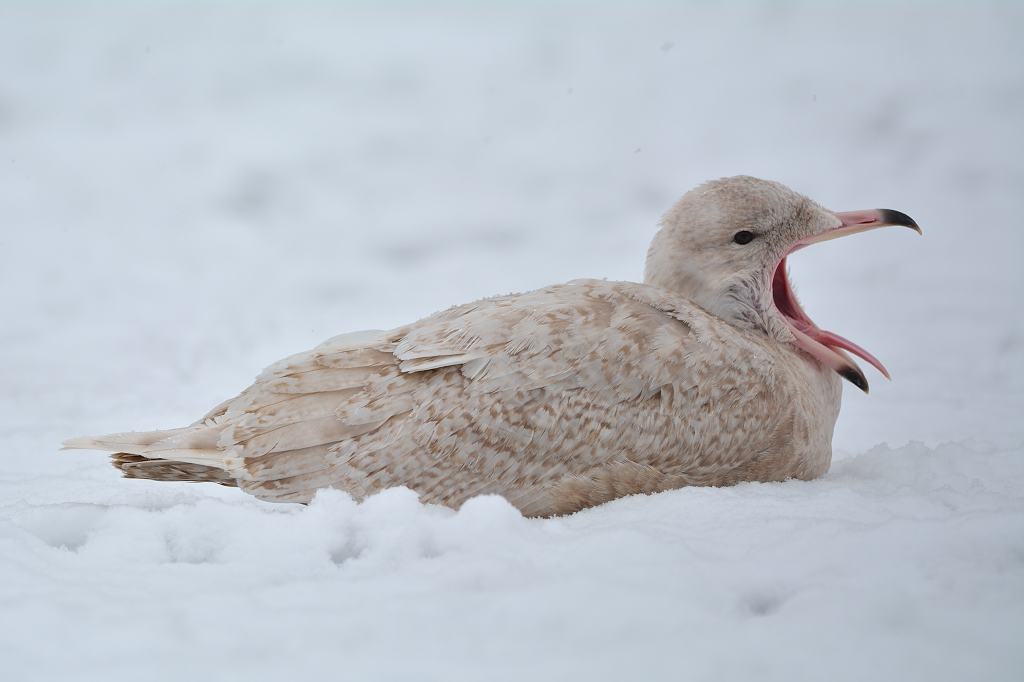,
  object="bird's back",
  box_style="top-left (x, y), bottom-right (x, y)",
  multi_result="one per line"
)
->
top-left (81, 278), bottom-right (838, 517)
